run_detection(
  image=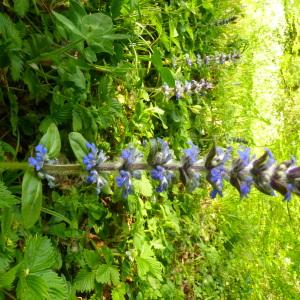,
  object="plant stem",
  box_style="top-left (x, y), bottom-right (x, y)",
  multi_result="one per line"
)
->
top-left (0, 160), bottom-right (207, 175)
